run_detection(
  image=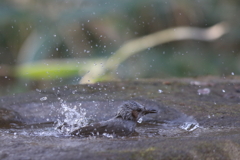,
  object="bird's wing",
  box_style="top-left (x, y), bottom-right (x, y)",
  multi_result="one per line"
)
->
top-left (70, 118), bottom-right (135, 137)
top-left (70, 122), bottom-right (108, 136)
